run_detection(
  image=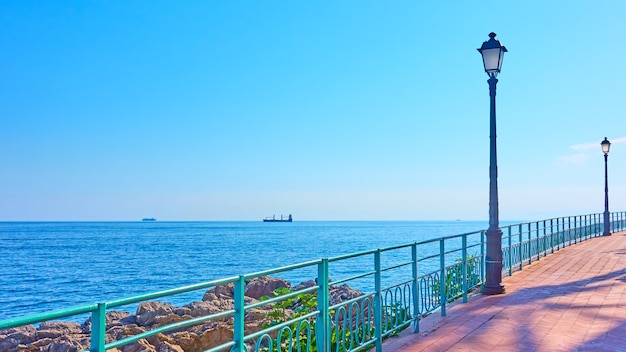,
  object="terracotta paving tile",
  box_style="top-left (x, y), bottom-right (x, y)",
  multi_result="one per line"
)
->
top-left (380, 231), bottom-right (626, 351)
